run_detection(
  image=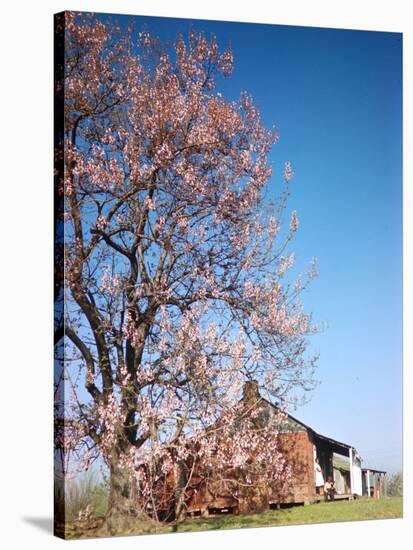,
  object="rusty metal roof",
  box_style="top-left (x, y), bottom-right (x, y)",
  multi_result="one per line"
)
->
top-left (262, 396), bottom-right (357, 456)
